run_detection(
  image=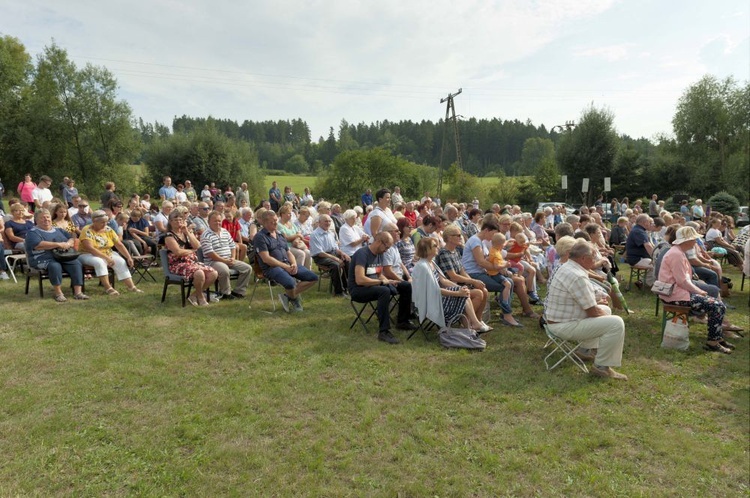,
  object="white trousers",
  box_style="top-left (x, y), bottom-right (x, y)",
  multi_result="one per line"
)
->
top-left (79, 253), bottom-right (132, 281)
top-left (548, 314), bottom-right (625, 367)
